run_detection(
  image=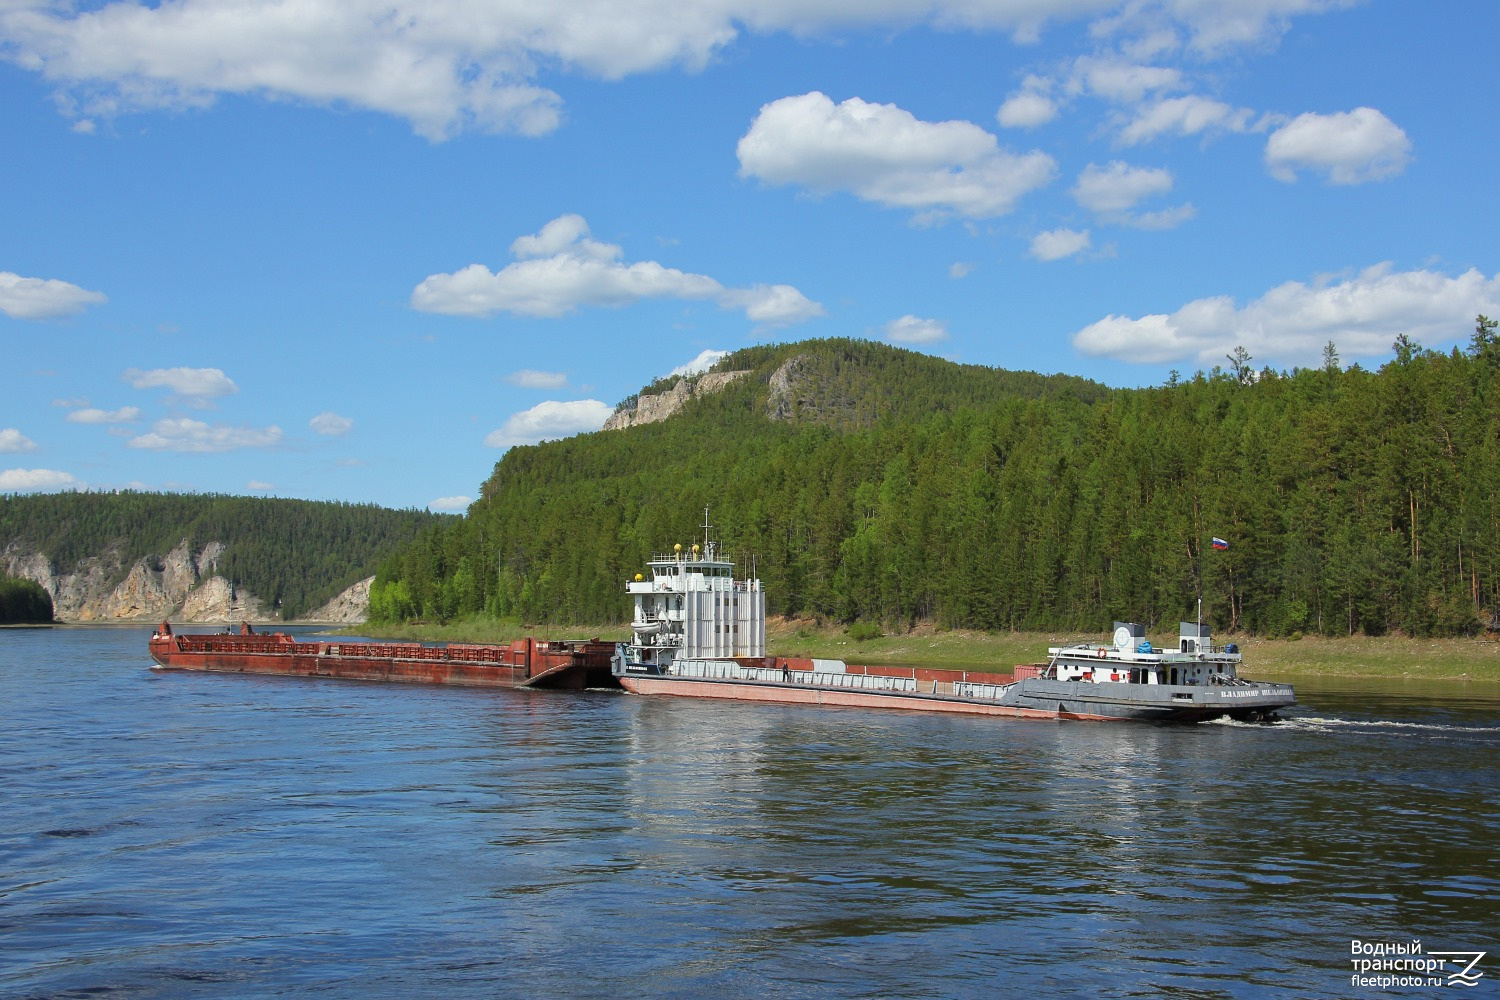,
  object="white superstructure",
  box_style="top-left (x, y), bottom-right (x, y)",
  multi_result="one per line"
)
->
top-left (624, 512), bottom-right (765, 671)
